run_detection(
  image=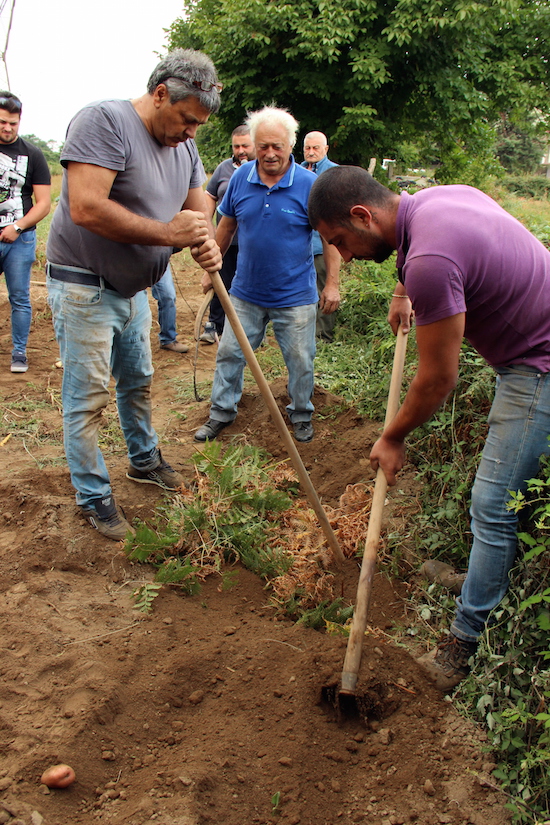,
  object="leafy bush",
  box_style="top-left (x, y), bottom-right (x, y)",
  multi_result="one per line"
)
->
top-left (314, 257), bottom-right (415, 420)
top-left (455, 461), bottom-right (550, 823)
top-left (500, 176), bottom-right (550, 201)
